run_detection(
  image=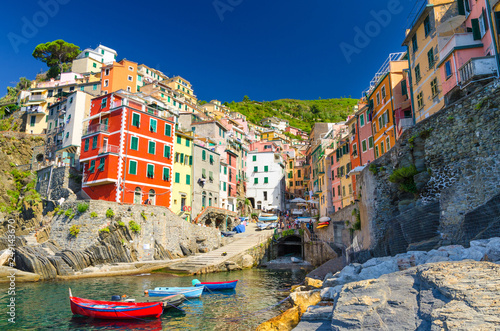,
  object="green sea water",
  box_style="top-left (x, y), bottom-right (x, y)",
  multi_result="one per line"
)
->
top-left (0, 268), bottom-right (306, 330)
